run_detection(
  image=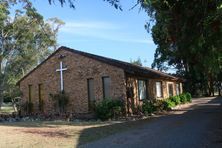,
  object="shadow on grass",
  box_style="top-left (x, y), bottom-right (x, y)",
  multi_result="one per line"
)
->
top-left (76, 118), bottom-right (156, 145)
top-left (77, 96), bottom-right (222, 147)
top-left (17, 128), bottom-right (74, 138)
